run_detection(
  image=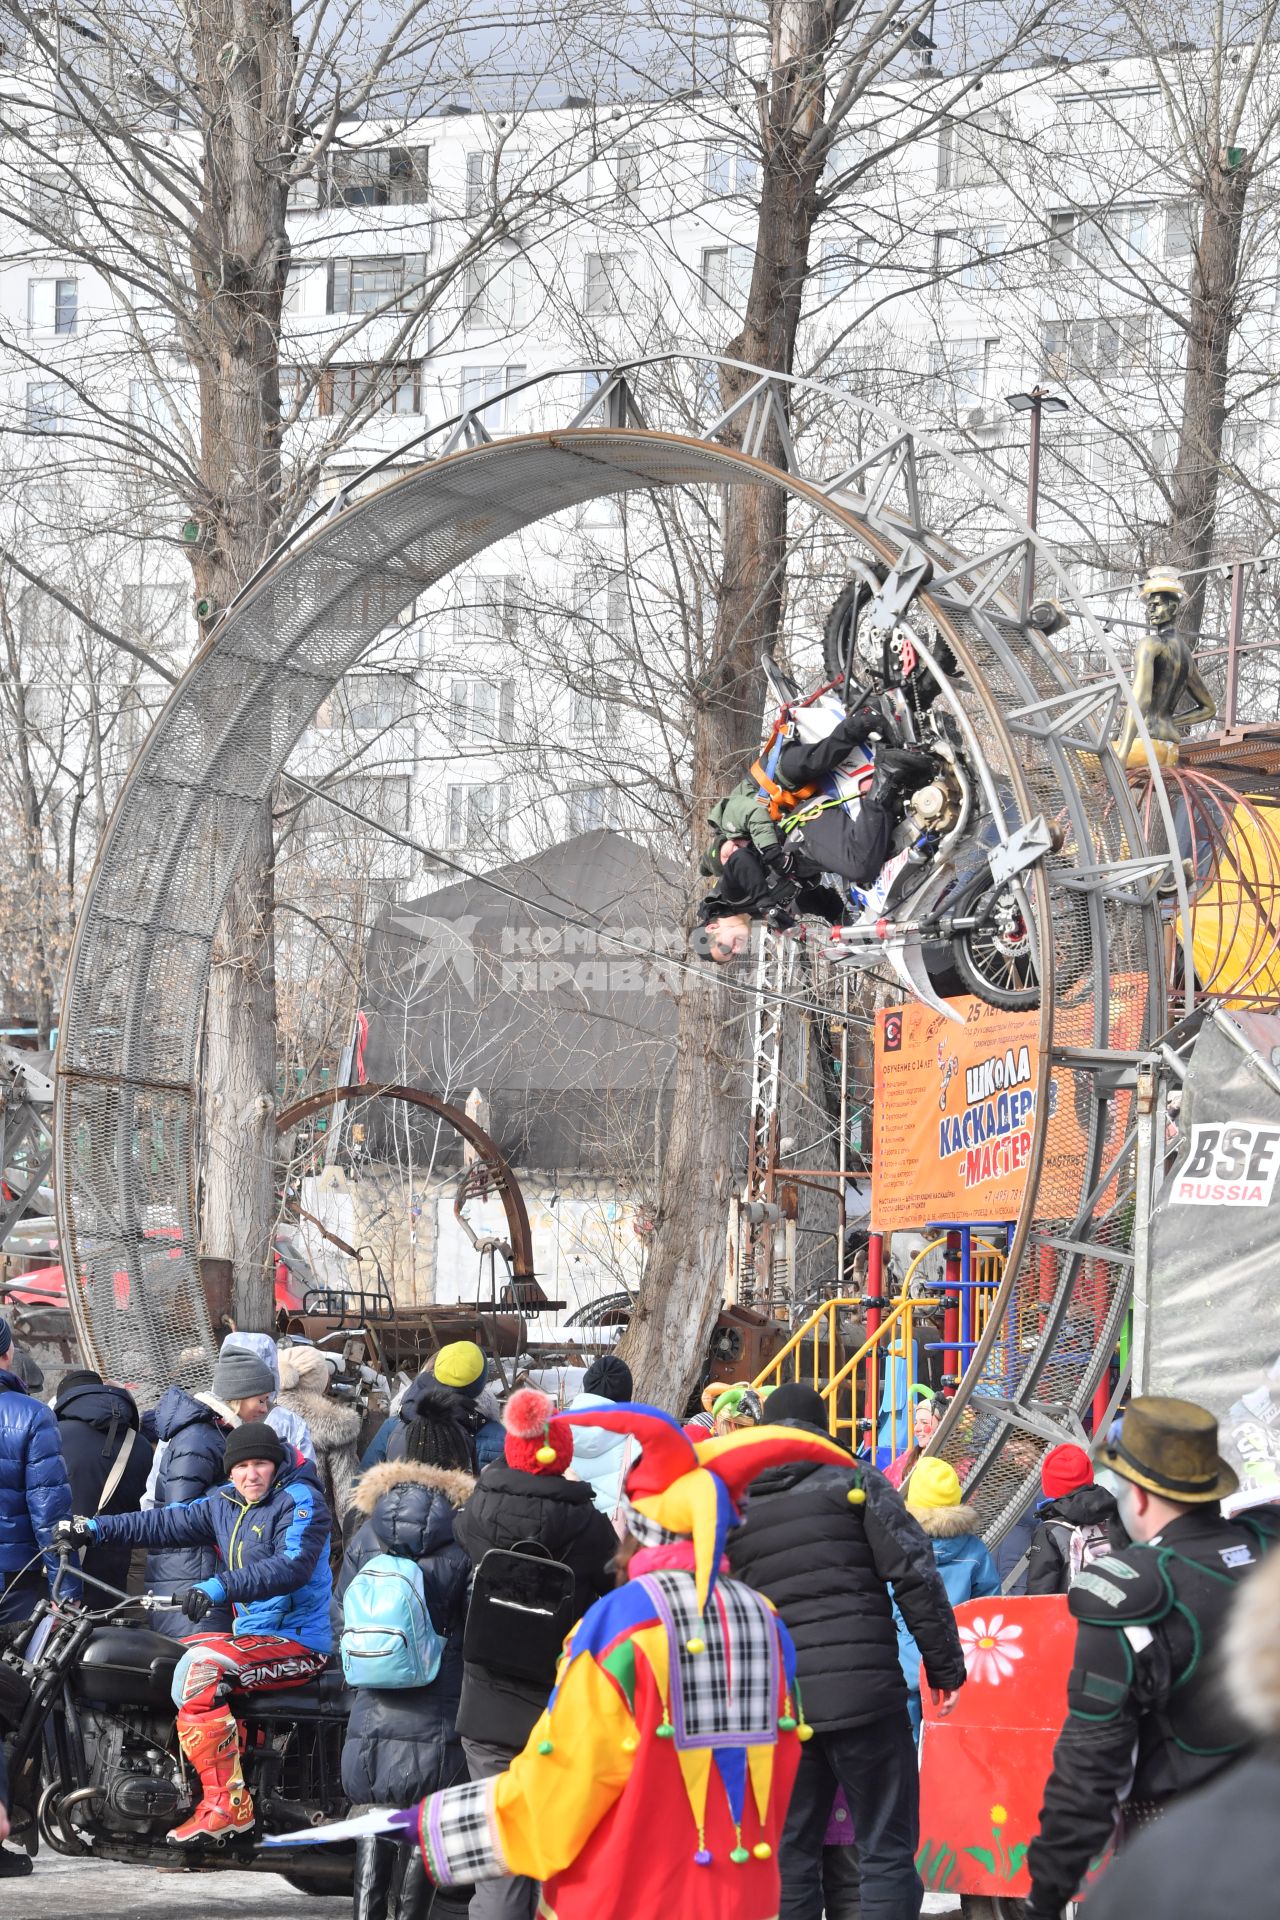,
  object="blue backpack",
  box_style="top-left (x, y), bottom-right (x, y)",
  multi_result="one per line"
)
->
top-left (340, 1553), bottom-right (445, 1689)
